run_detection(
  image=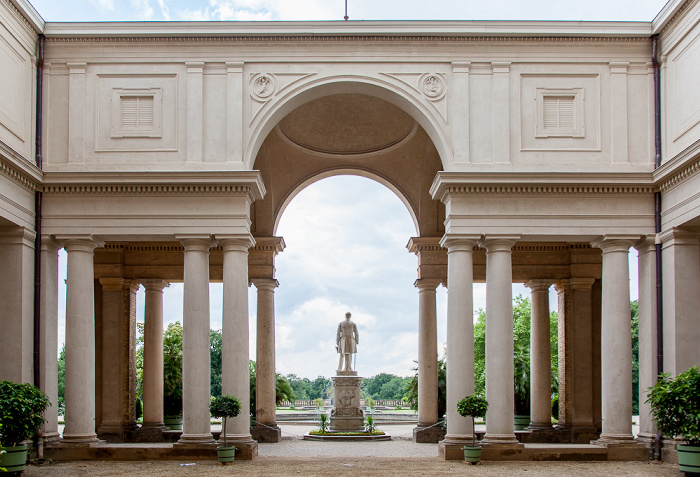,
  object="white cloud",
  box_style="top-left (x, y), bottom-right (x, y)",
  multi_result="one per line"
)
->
top-left (131, 0), bottom-right (154, 20)
top-left (88, 0), bottom-right (116, 11)
top-left (157, 0), bottom-right (171, 20)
